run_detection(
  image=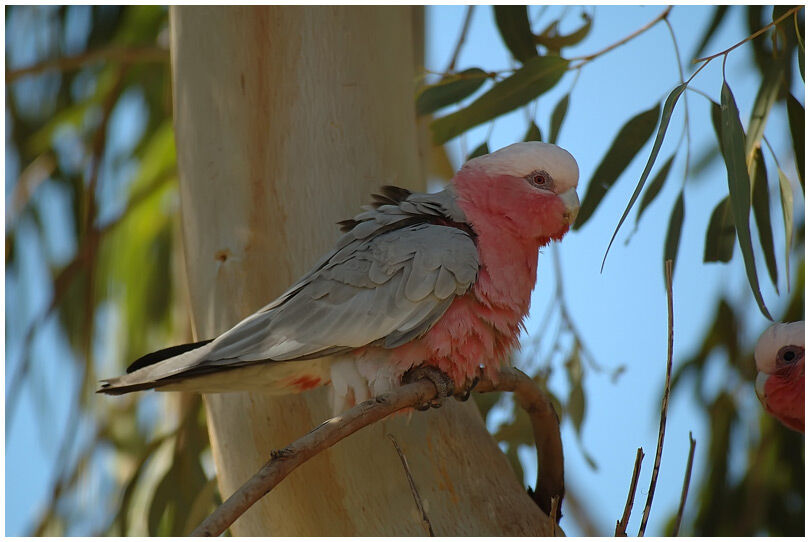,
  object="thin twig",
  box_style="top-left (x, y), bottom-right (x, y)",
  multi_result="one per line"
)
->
top-left (6, 46), bottom-right (168, 83)
top-left (615, 447), bottom-right (644, 536)
top-left (637, 259), bottom-right (676, 536)
top-left (671, 432), bottom-right (696, 536)
top-left (693, 6), bottom-right (803, 62)
top-left (569, 6), bottom-right (671, 67)
top-left (192, 367), bottom-right (564, 536)
top-left (446, 6), bottom-right (475, 72)
top-left (387, 434), bottom-right (434, 536)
